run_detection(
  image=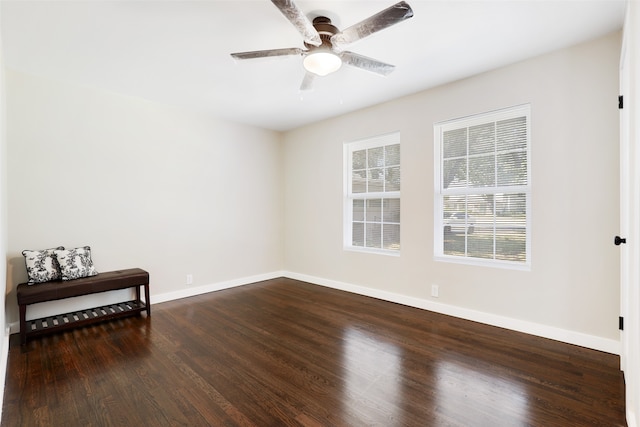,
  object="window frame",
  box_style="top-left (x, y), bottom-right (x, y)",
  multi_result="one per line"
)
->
top-left (433, 105), bottom-right (531, 270)
top-left (344, 131), bottom-right (401, 256)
